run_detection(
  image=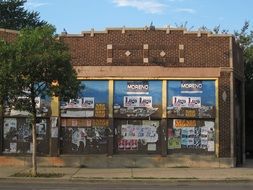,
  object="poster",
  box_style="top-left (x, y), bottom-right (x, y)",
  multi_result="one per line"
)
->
top-left (121, 124), bottom-right (158, 143)
top-left (168, 120), bottom-right (215, 151)
top-left (118, 139), bottom-right (138, 150)
top-left (172, 96), bottom-right (189, 108)
top-left (147, 143), bottom-right (157, 151)
top-left (10, 142), bottom-right (17, 153)
top-left (172, 96), bottom-right (201, 108)
top-left (124, 96), bottom-right (139, 107)
top-left (208, 141), bottom-right (215, 152)
top-left (168, 137), bottom-right (181, 149)
top-left (51, 117), bottom-right (58, 138)
top-left (36, 120), bottom-right (47, 140)
top-left (61, 80), bottom-right (108, 118)
top-left (114, 80), bottom-right (162, 118)
top-left (168, 80), bottom-right (216, 118)
top-left (82, 97), bottom-right (95, 109)
top-left (4, 118), bottom-right (17, 138)
top-left (95, 104), bottom-right (106, 117)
